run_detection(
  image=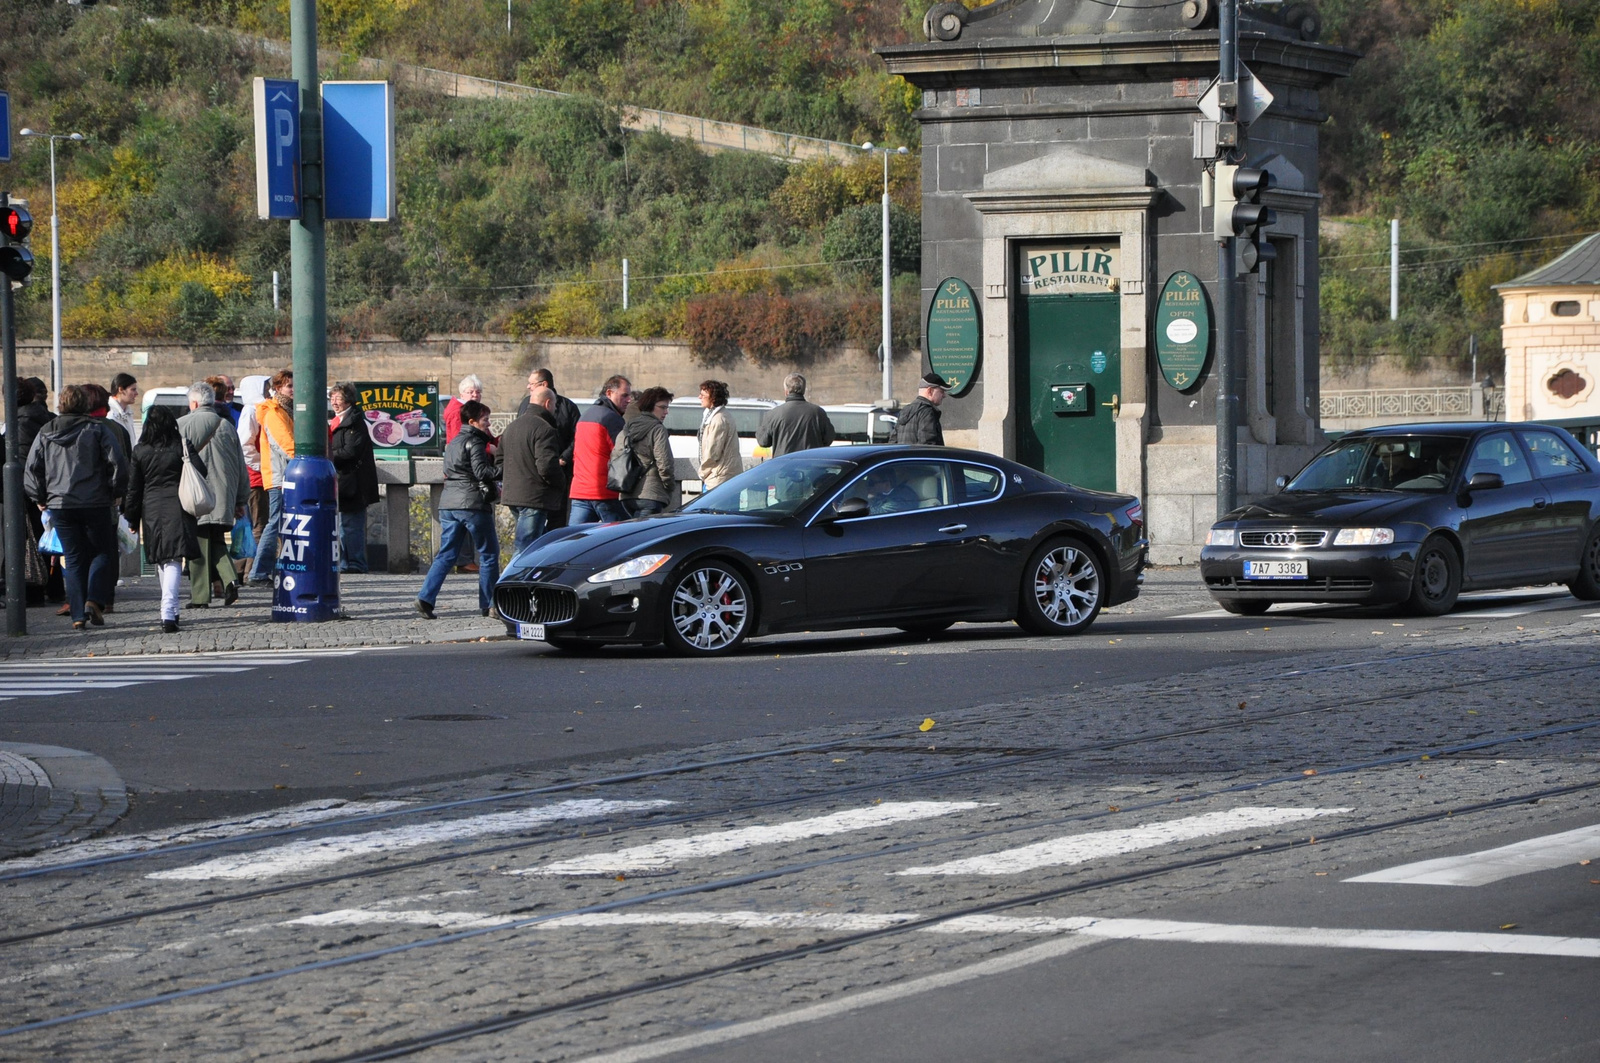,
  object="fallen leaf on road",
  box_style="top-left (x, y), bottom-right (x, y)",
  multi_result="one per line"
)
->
top-left (1579, 859), bottom-right (1591, 866)
top-left (1302, 769), bottom-right (1316, 776)
top-left (1500, 923), bottom-right (1518, 930)
top-left (1107, 805), bottom-right (1120, 812)
top-left (1314, 872), bottom-right (1328, 876)
top-left (919, 718), bottom-right (936, 732)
